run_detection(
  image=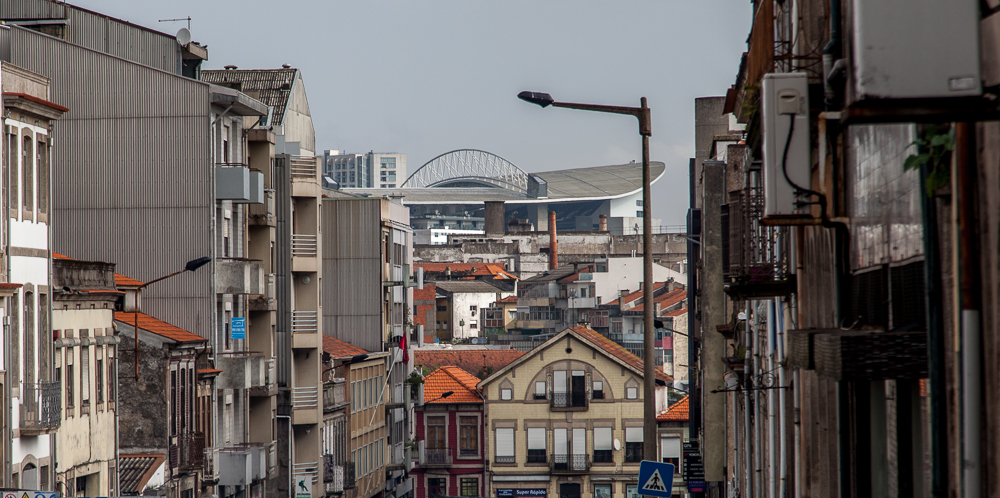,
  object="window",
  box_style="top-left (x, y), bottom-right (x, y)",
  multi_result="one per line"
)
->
top-left (637, 200), bottom-right (643, 207)
top-left (459, 416), bottom-right (478, 457)
top-left (428, 478), bottom-right (446, 498)
top-left (625, 427), bottom-right (643, 462)
top-left (67, 362), bottom-right (75, 409)
top-left (495, 427), bottom-right (514, 463)
top-left (660, 436), bottom-right (681, 469)
top-left (508, 310), bottom-right (517, 320)
top-left (470, 320), bottom-right (477, 330)
top-left (500, 387), bottom-right (512, 400)
top-left (527, 427), bottom-right (546, 463)
top-left (96, 357), bottom-right (104, 403)
top-left (593, 381), bottom-right (605, 399)
top-left (23, 135), bottom-right (33, 212)
top-left (534, 381), bottom-right (546, 400)
top-left (594, 427), bottom-right (613, 463)
top-left (595, 484), bottom-right (612, 498)
top-left (8, 131), bottom-right (18, 213)
top-left (626, 484), bottom-right (640, 498)
top-left (437, 306), bottom-right (447, 312)
top-left (427, 416), bottom-right (446, 450)
top-left (81, 345), bottom-right (90, 406)
top-left (626, 386), bottom-right (638, 399)
top-left (37, 139), bottom-right (48, 214)
top-left (637, 211), bottom-right (643, 218)
top-left (460, 478), bottom-right (479, 497)
top-left (470, 305), bottom-right (477, 314)
top-left (107, 350), bottom-right (115, 402)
